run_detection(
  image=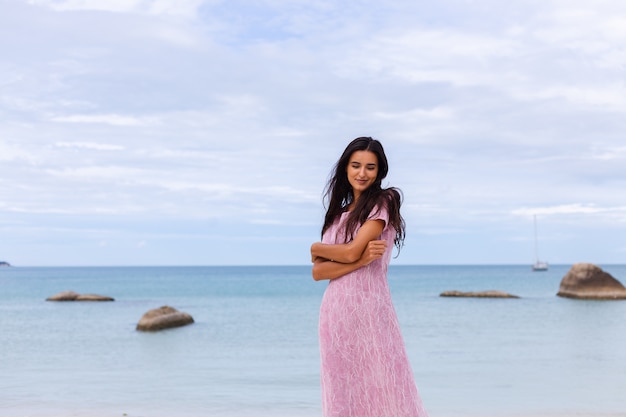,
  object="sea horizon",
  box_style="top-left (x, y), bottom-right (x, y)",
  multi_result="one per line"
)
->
top-left (4, 261), bottom-right (626, 268)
